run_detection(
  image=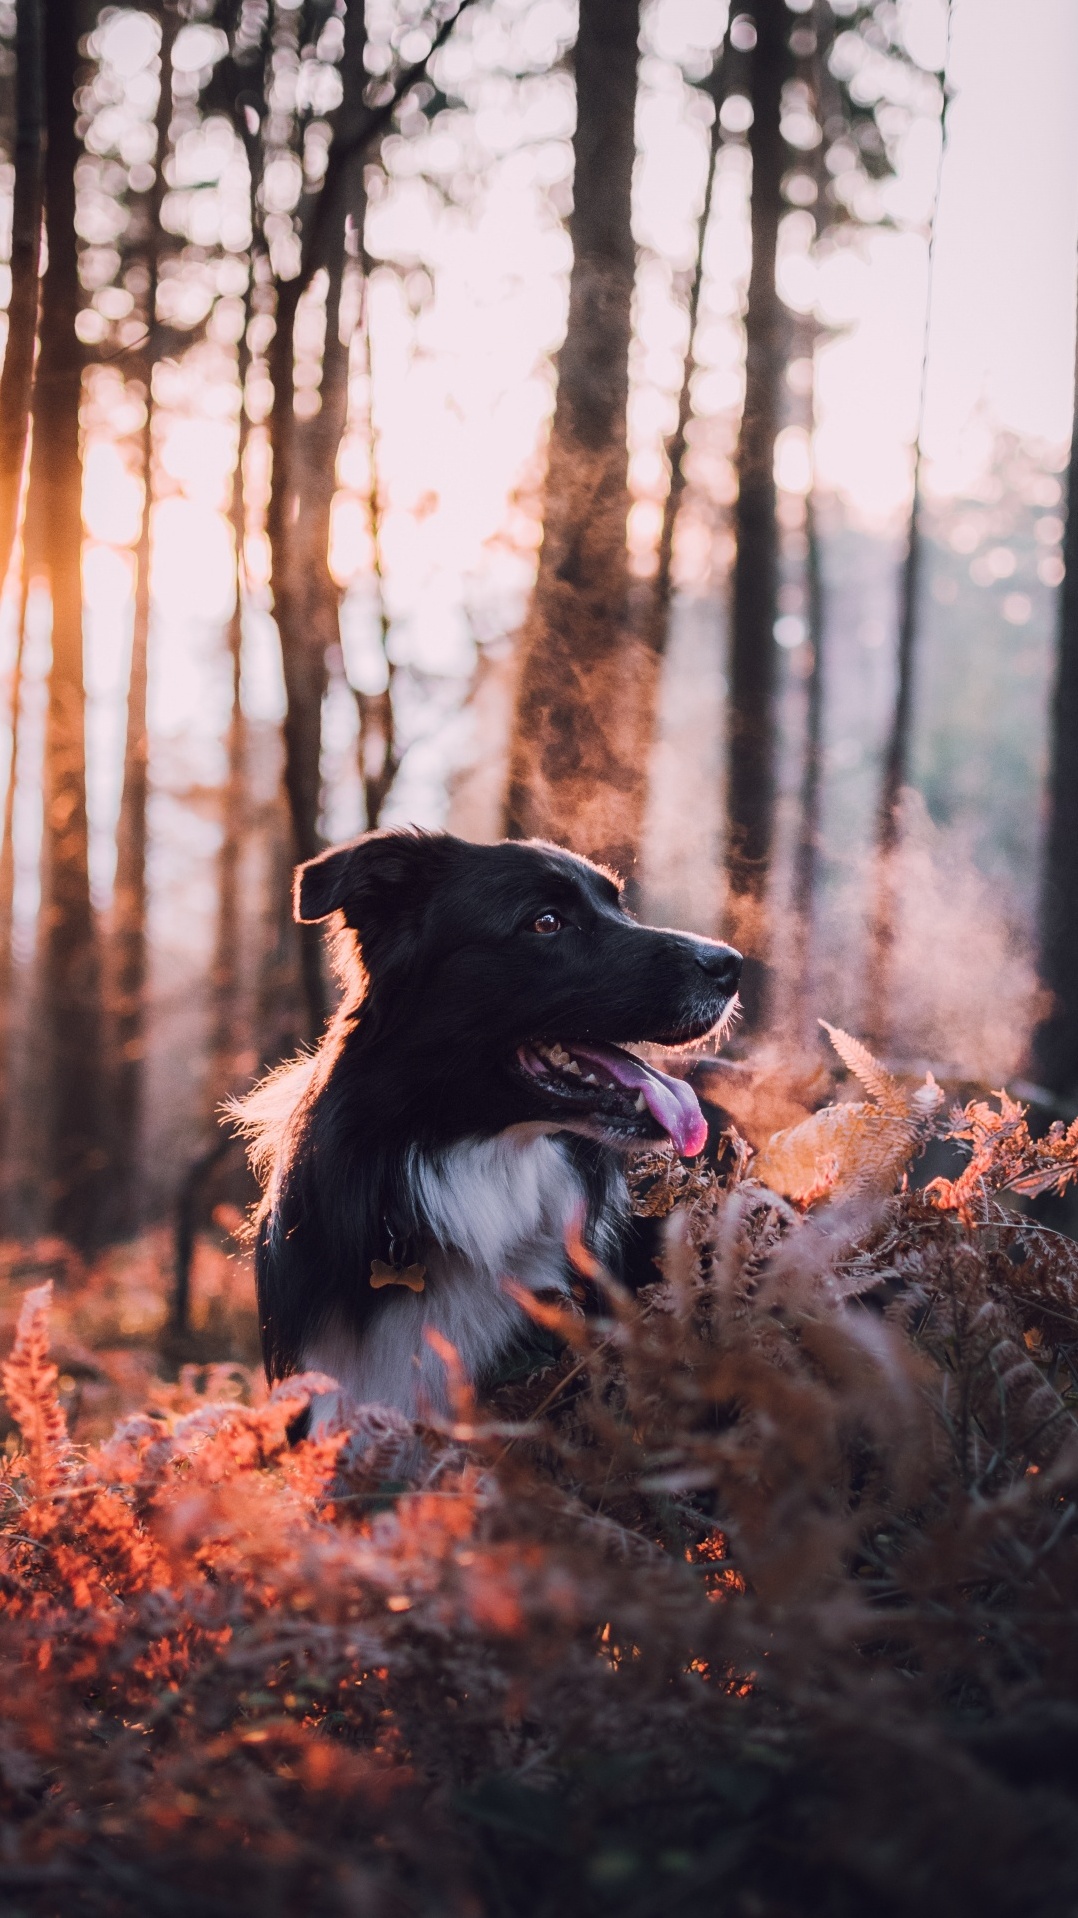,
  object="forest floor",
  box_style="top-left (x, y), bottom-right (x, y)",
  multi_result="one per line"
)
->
top-left (4, 1035), bottom-right (1078, 1916)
